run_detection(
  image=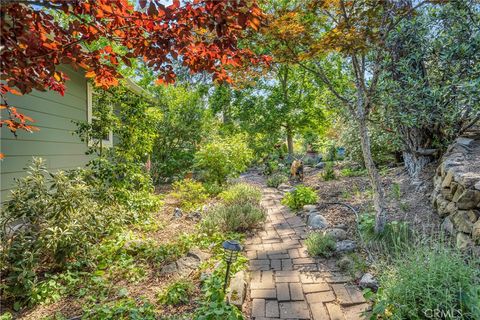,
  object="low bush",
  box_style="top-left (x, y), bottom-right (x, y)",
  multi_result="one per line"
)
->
top-left (204, 203), bottom-right (266, 233)
top-left (158, 279), bottom-right (195, 306)
top-left (219, 183), bottom-right (262, 206)
top-left (340, 167), bottom-right (367, 177)
top-left (368, 246), bottom-right (480, 319)
top-left (358, 213), bottom-right (411, 250)
top-left (82, 297), bottom-right (157, 319)
top-left (266, 173), bottom-right (288, 188)
top-left (203, 181), bottom-right (225, 196)
top-left (281, 185), bottom-right (318, 210)
top-left (171, 179), bottom-right (208, 212)
top-left (194, 269), bottom-right (243, 320)
top-left (322, 162), bottom-right (336, 181)
top-left (0, 159), bottom-right (160, 305)
top-left (305, 233), bottom-right (336, 257)
top-left (0, 160), bottom-right (128, 302)
top-left (194, 135), bottom-right (253, 185)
